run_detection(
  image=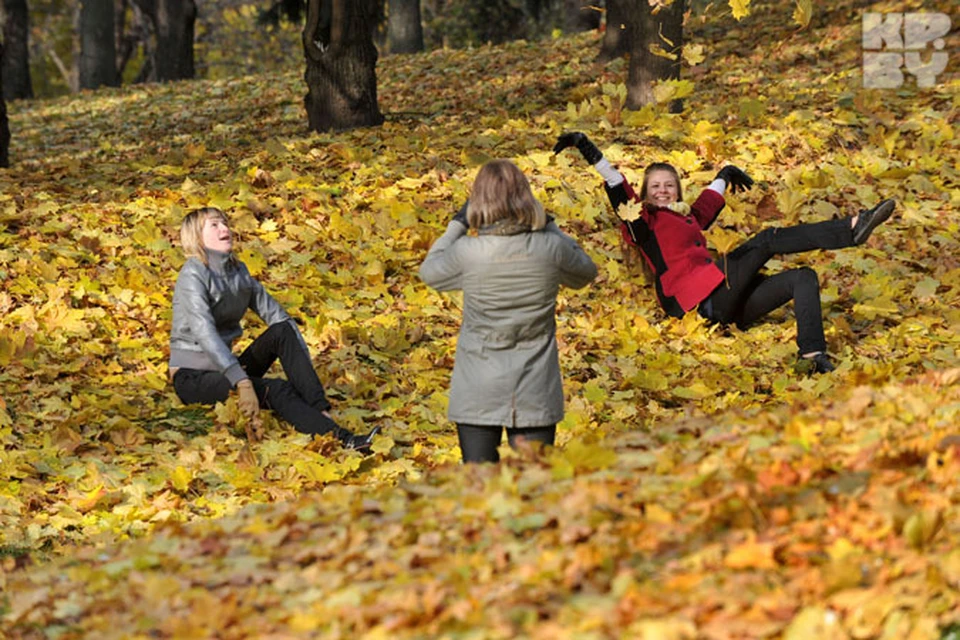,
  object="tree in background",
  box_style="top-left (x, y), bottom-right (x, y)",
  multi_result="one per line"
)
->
top-left (2, 0), bottom-right (34, 99)
top-left (597, 0), bottom-right (627, 62)
top-left (303, 0), bottom-right (384, 132)
top-left (1, 42), bottom-right (10, 167)
top-left (564, 0), bottom-right (600, 33)
top-left (79, 0), bottom-right (119, 89)
top-left (387, 0), bottom-right (422, 54)
top-left (137, 0), bottom-right (197, 81)
top-left (622, 0), bottom-right (683, 110)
